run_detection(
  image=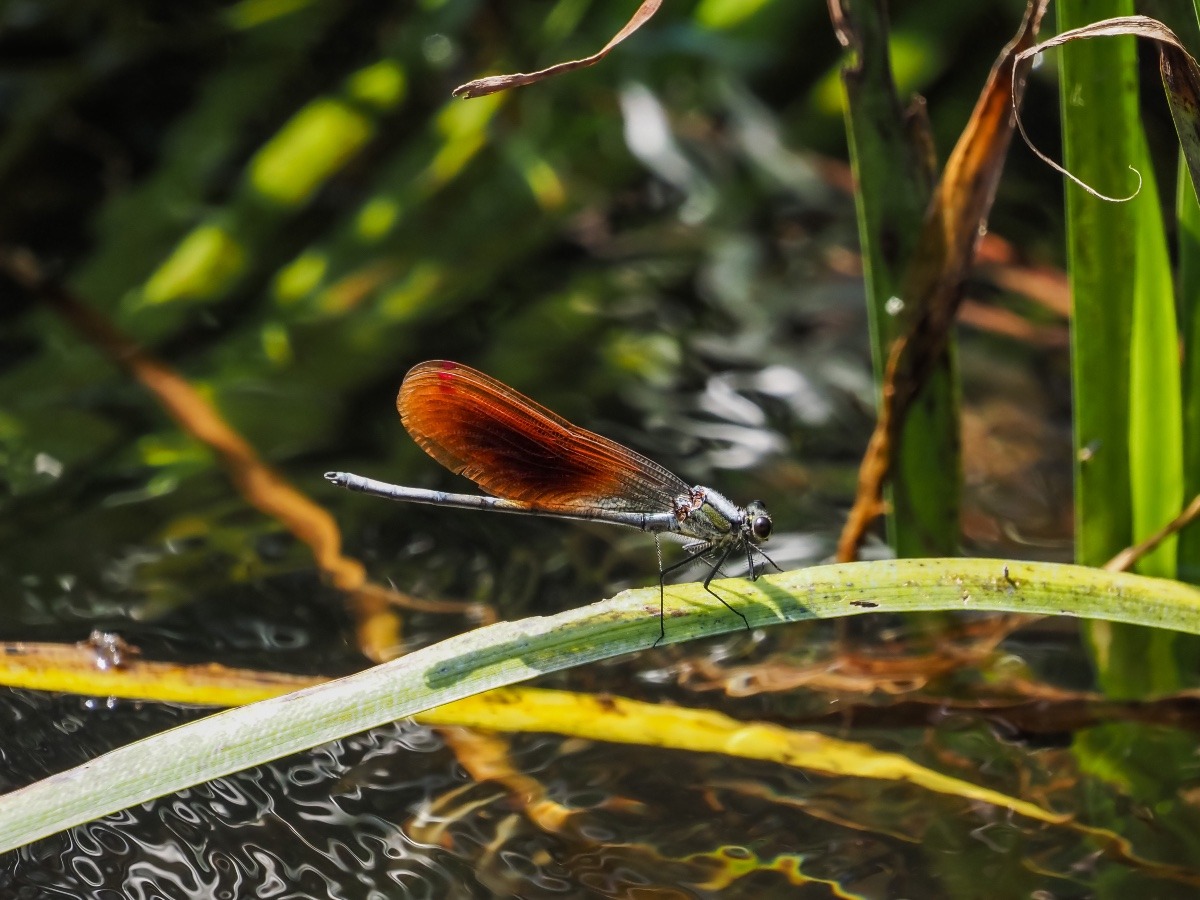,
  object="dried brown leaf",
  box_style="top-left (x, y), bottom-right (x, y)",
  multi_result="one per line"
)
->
top-left (1012, 15), bottom-right (1200, 201)
top-left (1106, 493), bottom-right (1200, 572)
top-left (453, 0), bottom-right (663, 99)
